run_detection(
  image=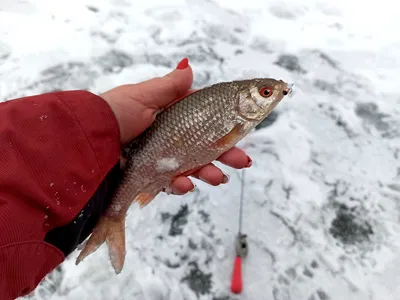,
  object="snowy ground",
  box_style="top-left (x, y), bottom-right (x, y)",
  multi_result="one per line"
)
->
top-left (1, 0), bottom-right (400, 299)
